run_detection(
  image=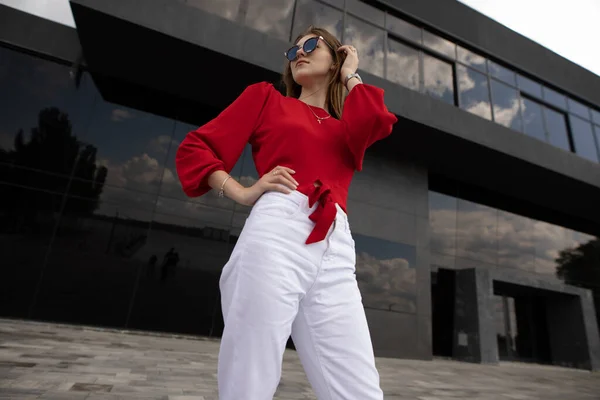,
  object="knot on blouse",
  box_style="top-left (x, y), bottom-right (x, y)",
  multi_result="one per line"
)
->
top-left (305, 180), bottom-right (338, 244)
